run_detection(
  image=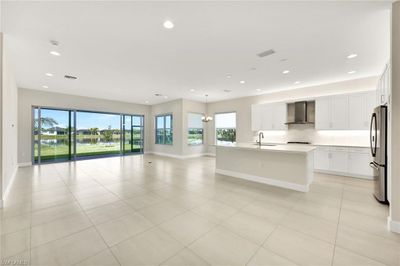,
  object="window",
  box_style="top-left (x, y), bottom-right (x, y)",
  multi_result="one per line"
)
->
top-left (188, 113), bottom-right (203, 145)
top-left (215, 112), bottom-right (236, 144)
top-left (32, 107), bottom-right (145, 164)
top-left (155, 114), bottom-right (173, 145)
